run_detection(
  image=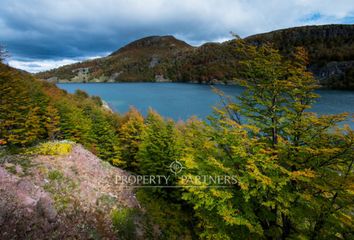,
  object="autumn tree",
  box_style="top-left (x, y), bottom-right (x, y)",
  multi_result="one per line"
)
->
top-left (44, 104), bottom-right (60, 140)
top-left (180, 39), bottom-right (354, 239)
top-left (0, 64), bottom-right (45, 145)
top-left (234, 41), bottom-right (354, 239)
